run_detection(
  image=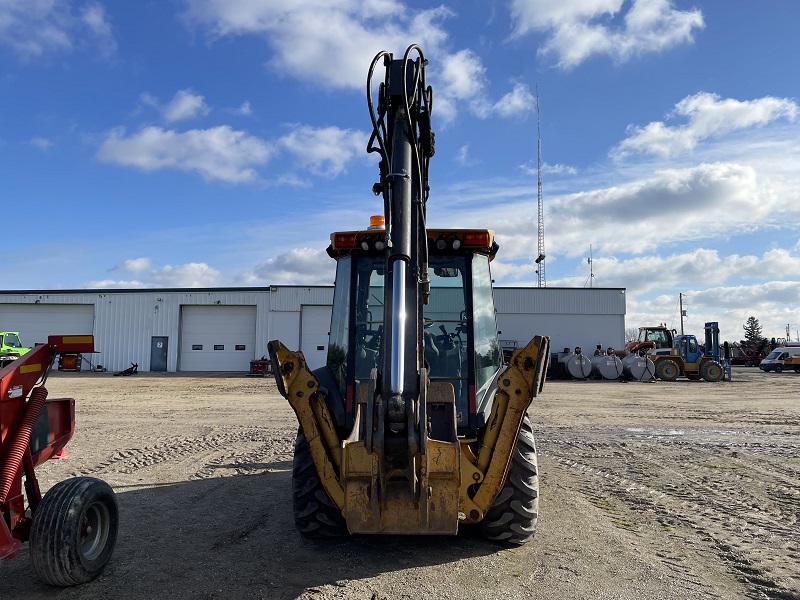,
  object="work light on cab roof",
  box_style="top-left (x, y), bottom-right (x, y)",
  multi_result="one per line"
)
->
top-left (329, 217), bottom-right (497, 258)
